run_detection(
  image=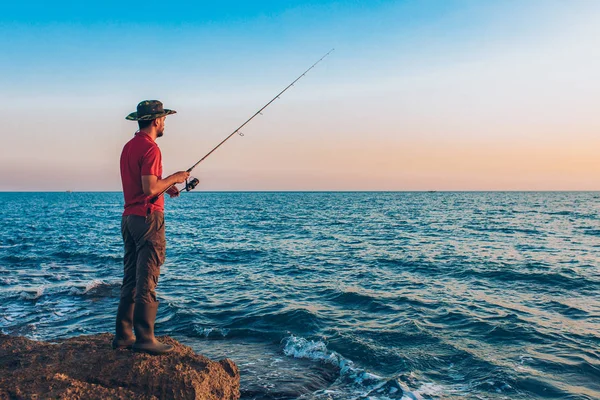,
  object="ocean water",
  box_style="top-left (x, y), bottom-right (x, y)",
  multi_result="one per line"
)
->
top-left (0, 191), bottom-right (599, 400)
